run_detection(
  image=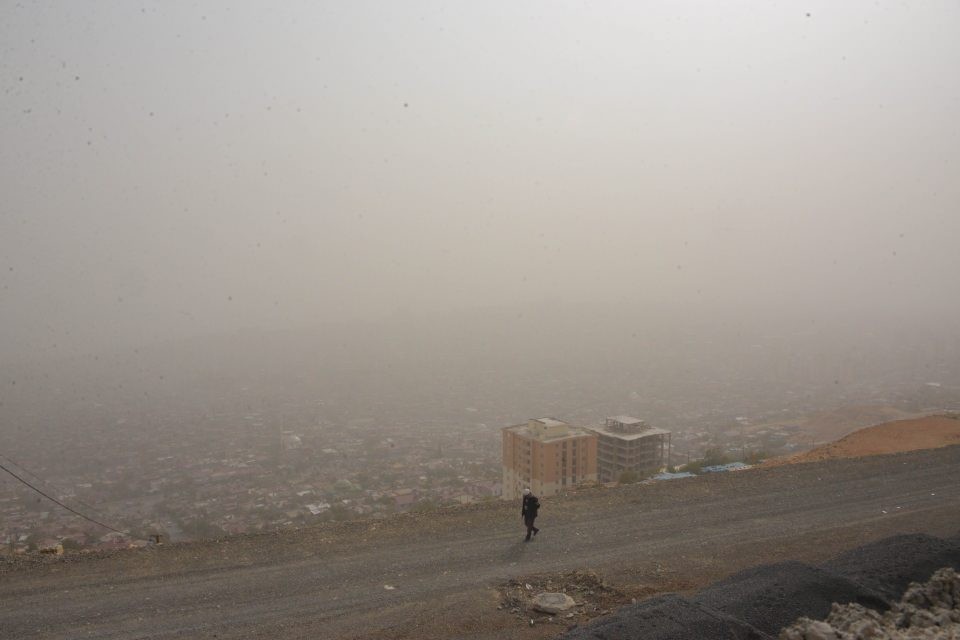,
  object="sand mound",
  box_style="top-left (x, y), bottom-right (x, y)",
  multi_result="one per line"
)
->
top-left (767, 415), bottom-right (960, 467)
